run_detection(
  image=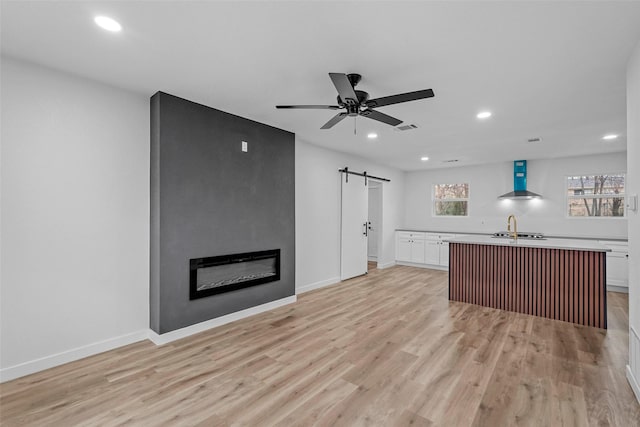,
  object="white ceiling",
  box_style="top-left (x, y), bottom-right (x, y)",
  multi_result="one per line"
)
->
top-left (2, 1), bottom-right (639, 171)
